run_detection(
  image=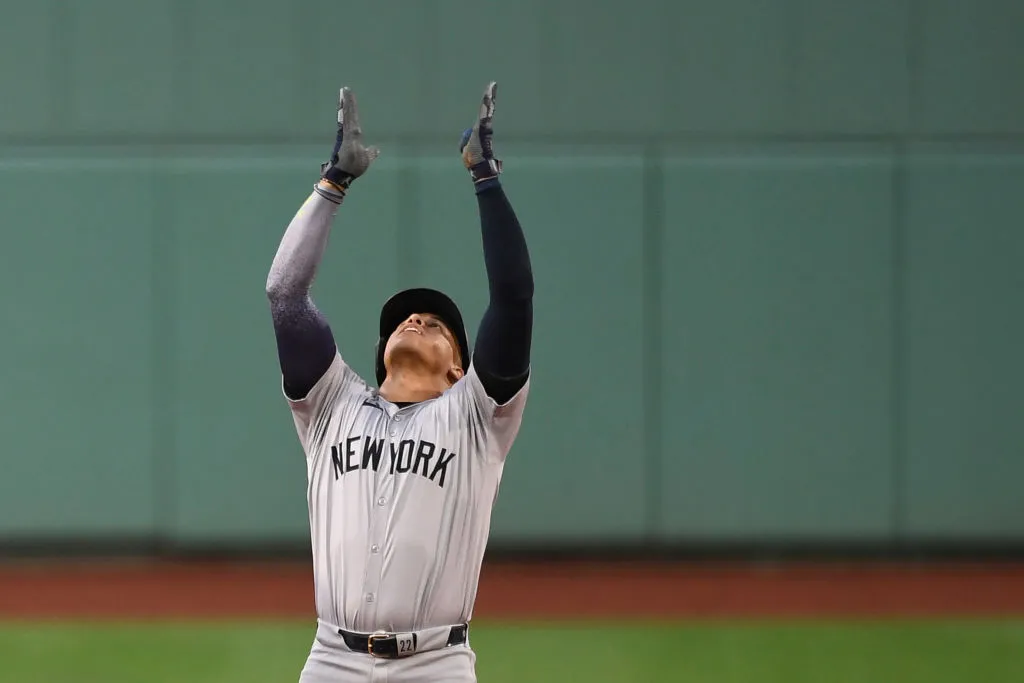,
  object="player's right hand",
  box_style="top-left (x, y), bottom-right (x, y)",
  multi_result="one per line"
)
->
top-left (320, 87), bottom-right (380, 191)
